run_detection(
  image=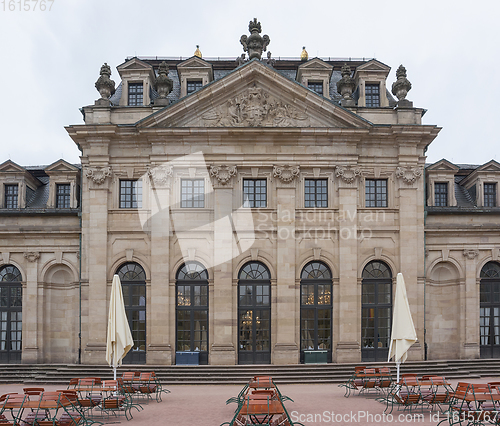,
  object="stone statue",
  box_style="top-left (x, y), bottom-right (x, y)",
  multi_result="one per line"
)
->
top-left (392, 64), bottom-right (412, 105)
top-left (336, 64), bottom-right (355, 107)
top-left (154, 61), bottom-right (173, 105)
top-left (240, 18), bottom-right (270, 60)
